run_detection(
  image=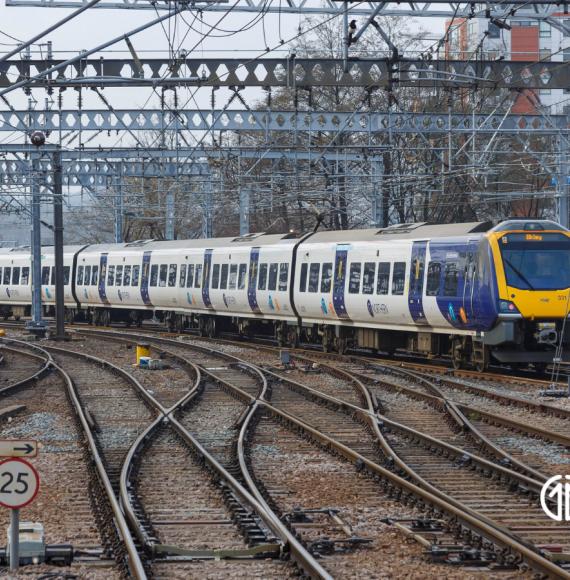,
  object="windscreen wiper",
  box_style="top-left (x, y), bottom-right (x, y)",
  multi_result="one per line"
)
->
top-left (504, 258), bottom-right (535, 290)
